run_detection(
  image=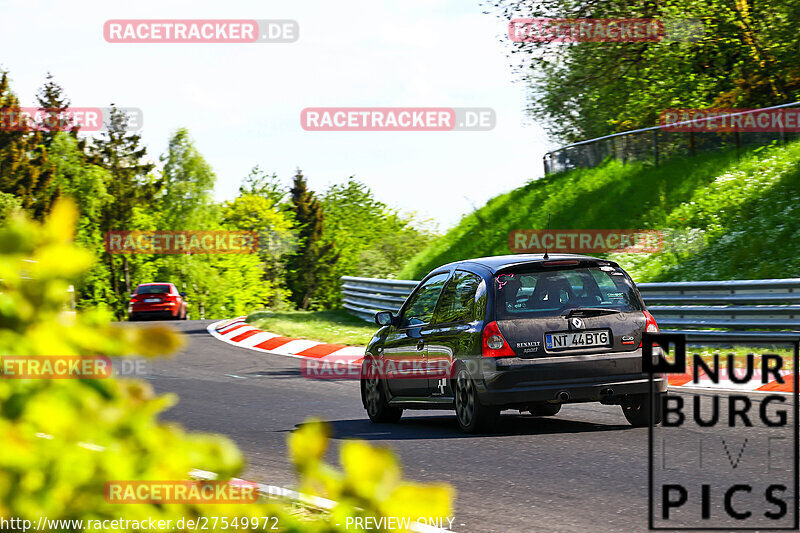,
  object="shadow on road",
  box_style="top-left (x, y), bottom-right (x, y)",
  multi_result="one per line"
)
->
top-left (242, 369), bottom-right (304, 378)
top-left (302, 414), bottom-right (633, 440)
